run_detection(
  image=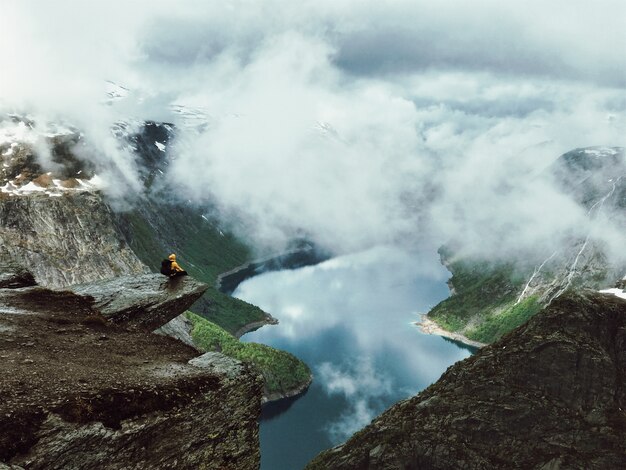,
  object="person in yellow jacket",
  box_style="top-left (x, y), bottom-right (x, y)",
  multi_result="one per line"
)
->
top-left (161, 253), bottom-right (188, 277)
